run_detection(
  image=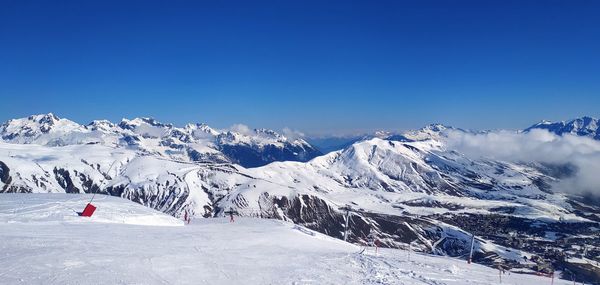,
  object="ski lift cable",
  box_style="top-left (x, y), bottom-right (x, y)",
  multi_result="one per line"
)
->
top-left (88, 181), bottom-right (97, 204)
